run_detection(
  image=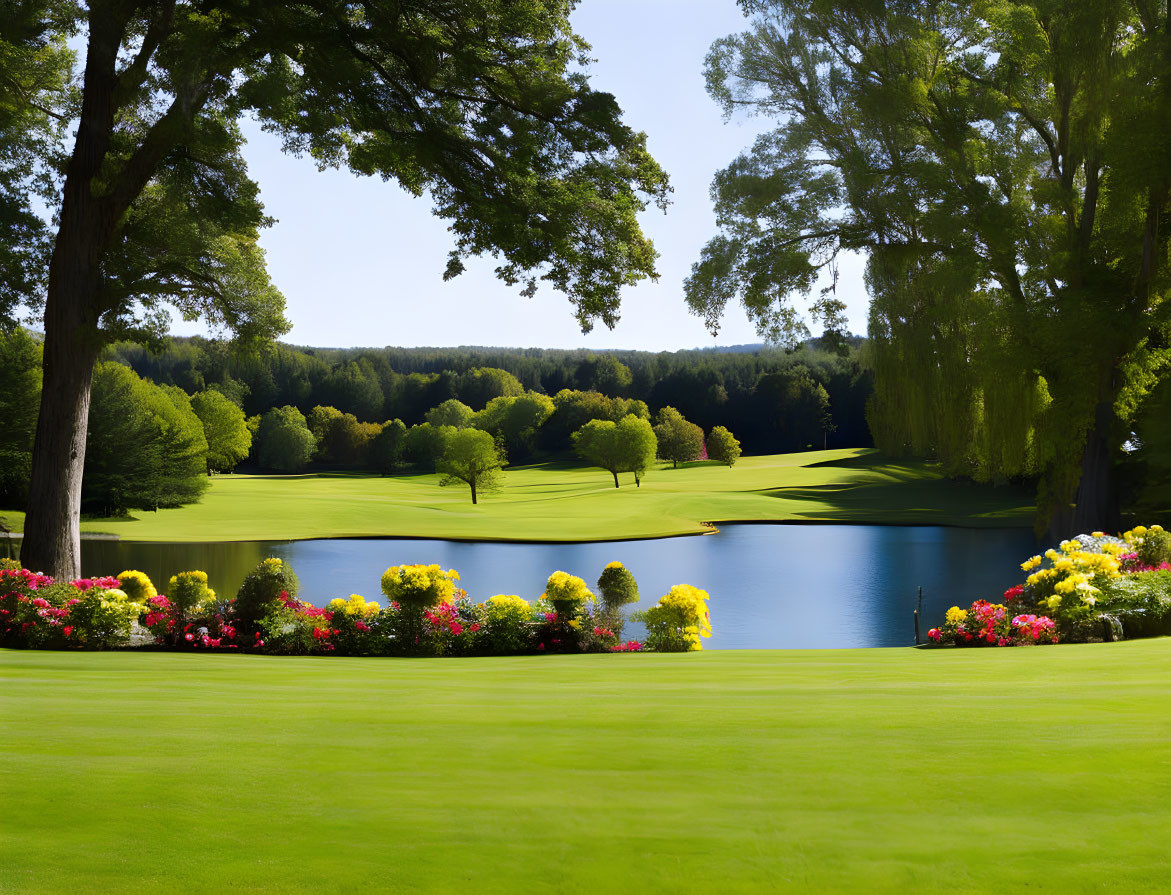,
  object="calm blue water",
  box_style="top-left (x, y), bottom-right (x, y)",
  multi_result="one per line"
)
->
top-left (79, 524), bottom-right (1036, 649)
